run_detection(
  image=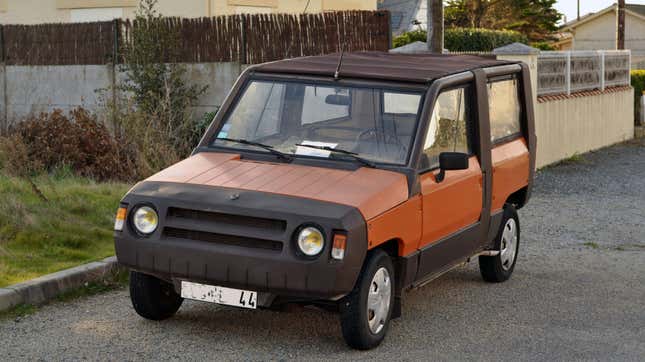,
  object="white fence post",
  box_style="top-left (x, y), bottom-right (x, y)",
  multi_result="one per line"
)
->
top-left (565, 51), bottom-right (571, 95)
top-left (600, 51), bottom-right (606, 91)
